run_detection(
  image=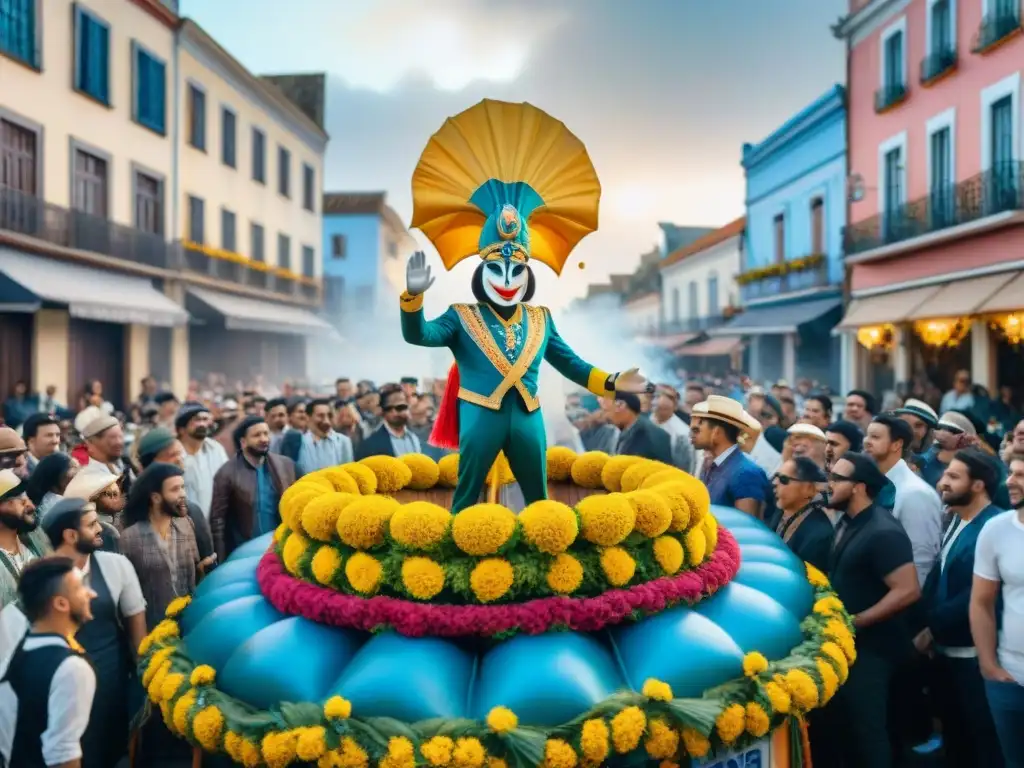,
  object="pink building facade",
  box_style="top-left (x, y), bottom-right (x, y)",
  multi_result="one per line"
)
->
top-left (836, 0), bottom-right (1024, 395)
